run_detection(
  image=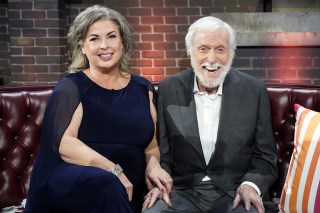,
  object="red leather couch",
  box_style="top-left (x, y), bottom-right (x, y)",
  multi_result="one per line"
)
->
top-left (1, 83), bottom-right (320, 209)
